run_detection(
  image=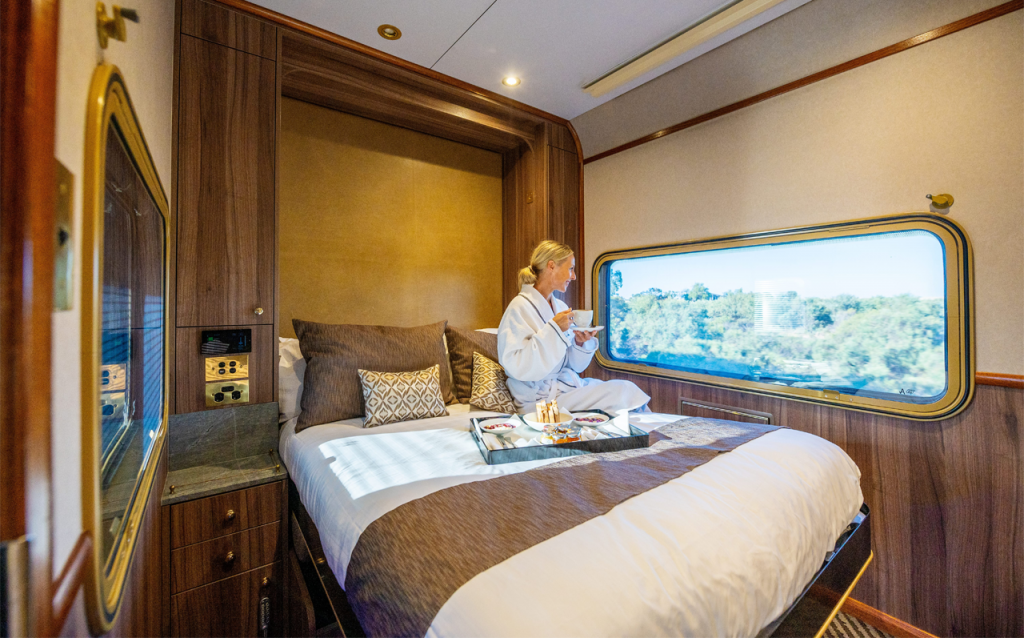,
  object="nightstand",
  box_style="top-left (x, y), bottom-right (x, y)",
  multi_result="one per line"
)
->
top-left (162, 402), bottom-right (288, 637)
